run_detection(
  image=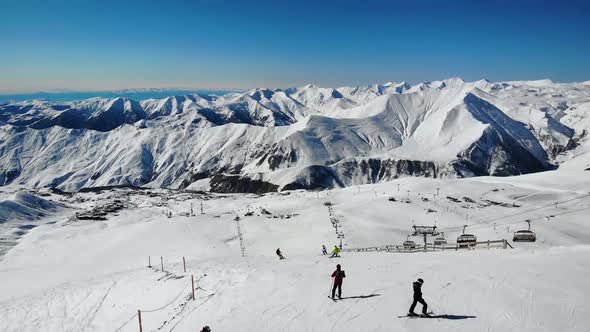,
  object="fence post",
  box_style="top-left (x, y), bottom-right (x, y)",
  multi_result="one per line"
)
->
top-left (138, 310), bottom-right (143, 332)
top-left (161, 256), bottom-right (164, 271)
top-left (183, 257), bottom-right (186, 273)
top-left (148, 256), bottom-right (151, 268)
top-left (192, 274), bottom-right (195, 300)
